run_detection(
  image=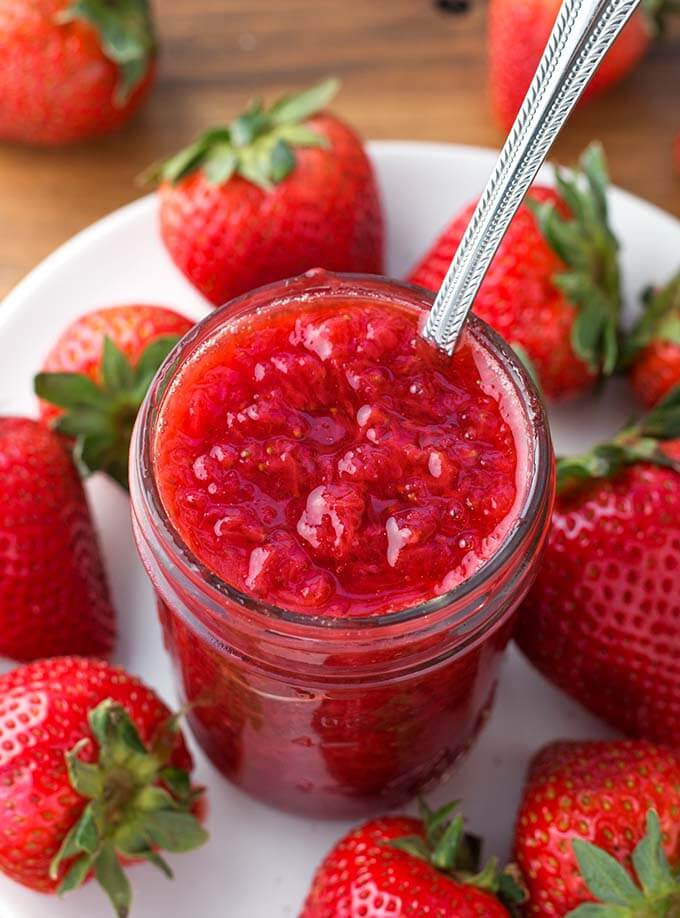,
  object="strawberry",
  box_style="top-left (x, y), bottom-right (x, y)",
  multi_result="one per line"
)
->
top-left (150, 78), bottom-right (384, 307)
top-left (624, 272), bottom-right (680, 407)
top-left (301, 800), bottom-right (523, 917)
top-left (0, 657), bottom-right (206, 916)
top-left (514, 385), bottom-right (680, 745)
top-left (0, 0), bottom-right (156, 146)
top-left (0, 418), bottom-right (115, 661)
top-left (514, 740), bottom-right (680, 916)
top-left (408, 145), bottom-right (621, 400)
top-left (35, 304), bottom-right (193, 489)
top-left (489, 0), bottom-right (673, 131)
